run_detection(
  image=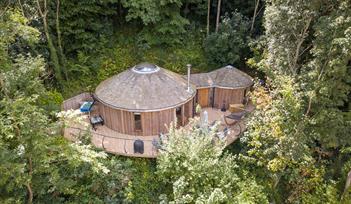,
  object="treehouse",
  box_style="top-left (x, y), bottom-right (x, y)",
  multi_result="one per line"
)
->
top-left (63, 63), bottom-right (253, 157)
